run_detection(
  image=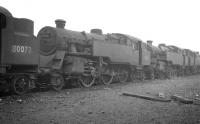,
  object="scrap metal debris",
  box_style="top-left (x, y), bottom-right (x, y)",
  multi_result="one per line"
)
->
top-left (104, 87), bottom-right (111, 90)
top-left (158, 92), bottom-right (165, 98)
top-left (170, 94), bottom-right (193, 104)
top-left (16, 99), bottom-right (23, 104)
